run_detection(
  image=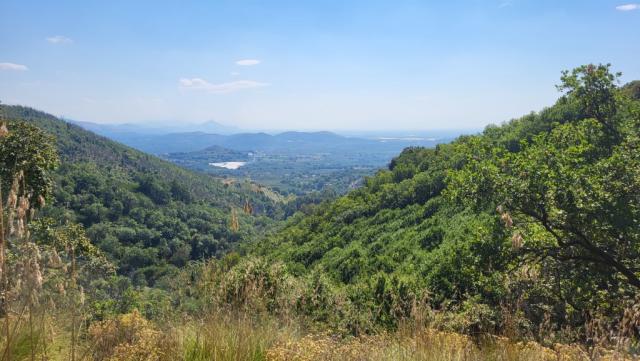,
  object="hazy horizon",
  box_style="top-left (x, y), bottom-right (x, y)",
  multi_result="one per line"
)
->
top-left (1, 0), bottom-right (639, 130)
top-left (67, 116), bottom-right (480, 135)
